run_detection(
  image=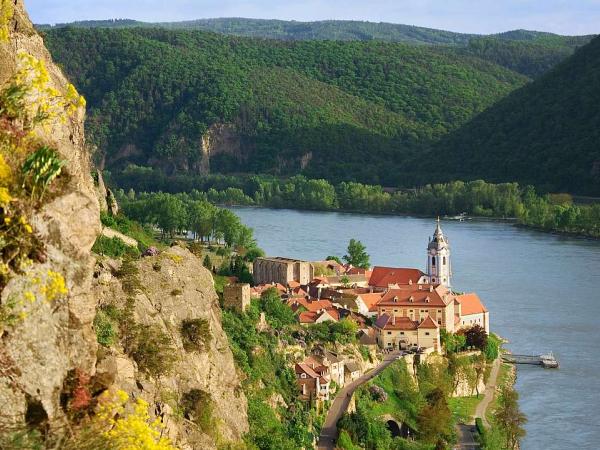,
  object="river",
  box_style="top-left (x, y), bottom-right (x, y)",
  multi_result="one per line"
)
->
top-left (232, 206), bottom-right (600, 450)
